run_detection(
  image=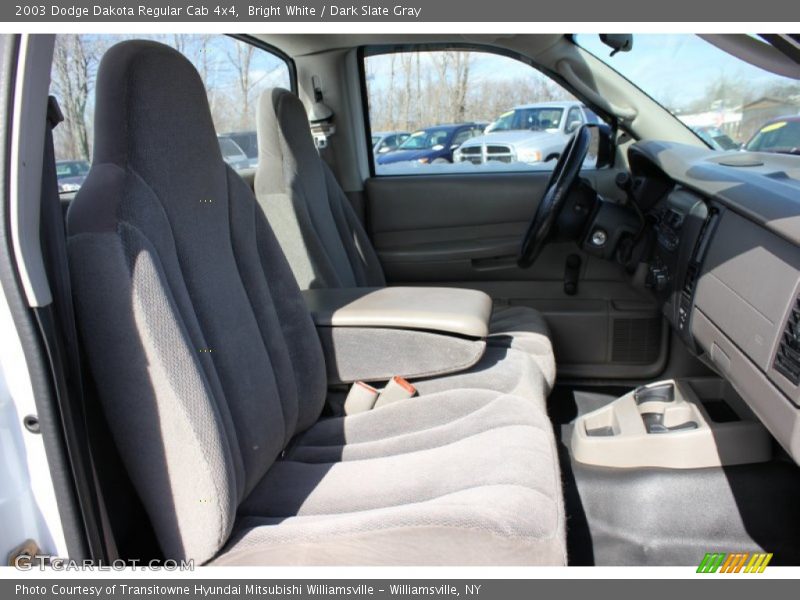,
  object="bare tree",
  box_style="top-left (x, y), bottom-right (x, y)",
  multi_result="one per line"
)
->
top-left (400, 53), bottom-right (415, 129)
top-left (450, 52), bottom-right (472, 123)
top-left (386, 53), bottom-right (397, 130)
top-left (226, 42), bottom-right (266, 130)
top-left (51, 35), bottom-right (100, 160)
